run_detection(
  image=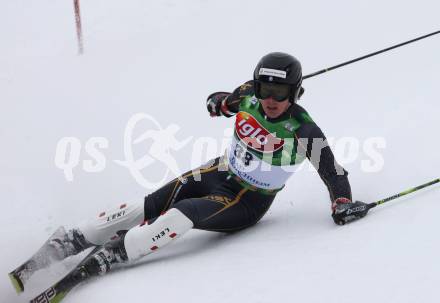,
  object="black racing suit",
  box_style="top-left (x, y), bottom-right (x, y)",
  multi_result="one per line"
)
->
top-left (143, 81), bottom-right (352, 232)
